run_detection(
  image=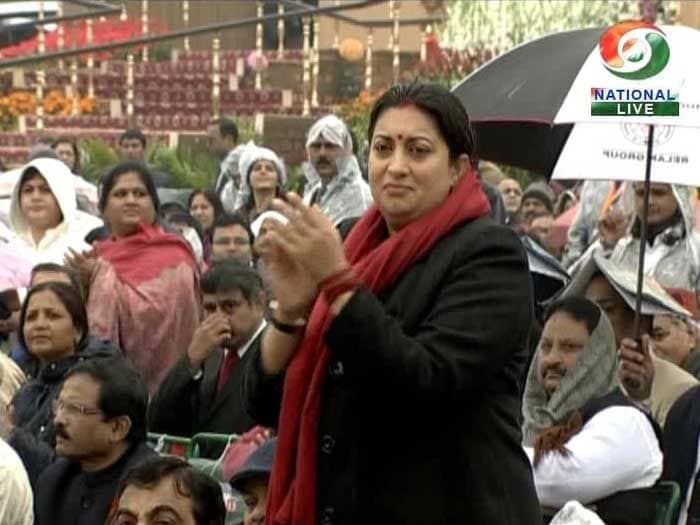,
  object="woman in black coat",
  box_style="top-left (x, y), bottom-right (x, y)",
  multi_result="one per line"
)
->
top-left (9, 281), bottom-right (118, 486)
top-left (243, 83), bottom-right (541, 525)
